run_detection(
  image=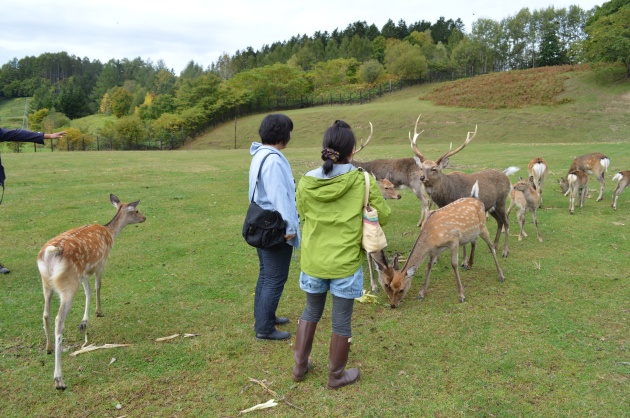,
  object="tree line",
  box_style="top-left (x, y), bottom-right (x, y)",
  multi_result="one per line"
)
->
top-left (0, 1), bottom-right (627, 151)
